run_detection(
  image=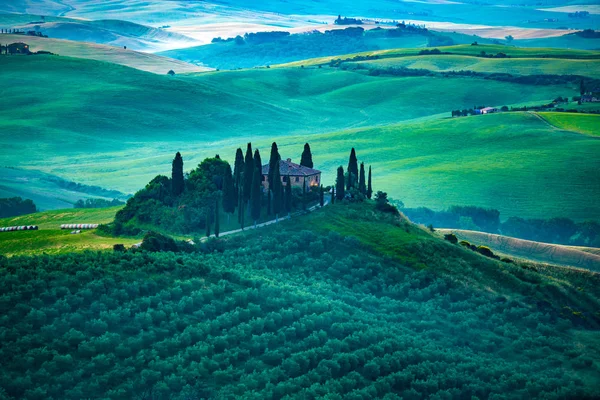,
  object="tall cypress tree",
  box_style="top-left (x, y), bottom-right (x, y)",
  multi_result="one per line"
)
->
top-left (359, 162), bottom-right (366, 195)
top-left (347, 148), bottom-right (358, 190)
top-left (302, 179), bottom-right (307, 211)
top-left (205, 208), bottom-right (211, 238)
top-left (272, 160), bottom-right (282, 221)
top-left (239, 184), bottom-right (245, 229)
top-left (319, 184), bottom-right (324, 207)
top-left (243, 143), bottom-right (254, 203)
top-left (367, 166), bottom-right (373, 199)
top-left (233, 148), bottom-right (244, 204)
top-left (250, 165), bottom-right (262, 227)
top-left (580, 78), bottom-right (586, 96)
top-left (253, 149), bottom-right (262, 213)
top-left (214, 196), bottom-right (220, 237)
top-left (171, 152), bottom-right (184, 196)
top-left (267, 142), bottom-right (280, 216)
top-left (336, 166), bottom-right (345, 200)
top-left (300, 143), bottom-right (313, 168)
top-left (222, 163), bottom-right (235, 222)
top-left (285, 175), bottom-right (292, 215)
